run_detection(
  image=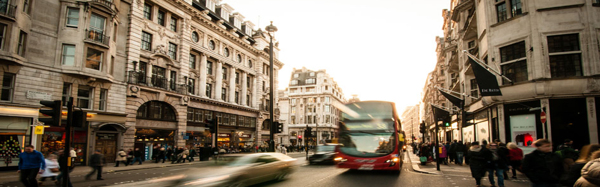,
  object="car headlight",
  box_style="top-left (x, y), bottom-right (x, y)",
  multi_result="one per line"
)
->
top-left (184, 175), bottom-right (230, 186)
